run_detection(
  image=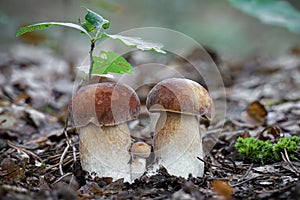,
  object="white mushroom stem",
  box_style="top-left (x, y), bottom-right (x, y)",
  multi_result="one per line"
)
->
top-left (154, 112), bottom-right (204, 177)
top-left (130, 157), bottom-right (147, 181)
top-left (79, 123), bottom-right (131, 182)
top-left (130, 141), bottom-right (151, 181)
